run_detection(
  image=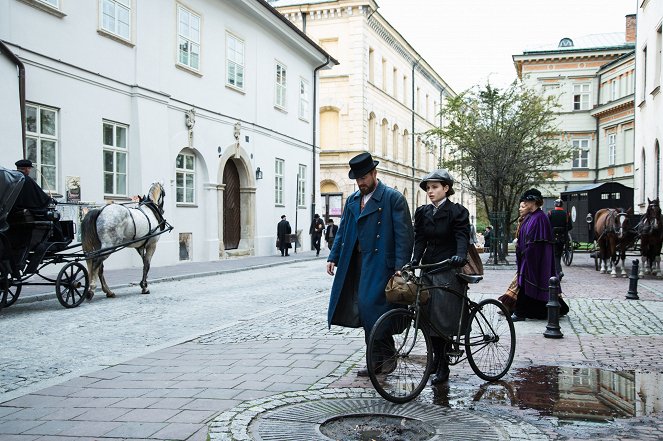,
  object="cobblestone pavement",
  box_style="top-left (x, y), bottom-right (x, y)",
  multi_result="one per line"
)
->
top-left (1, 252), bottom-right (663, 440)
